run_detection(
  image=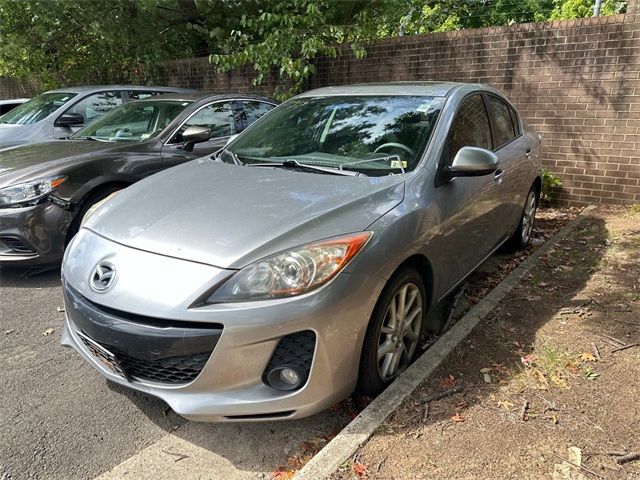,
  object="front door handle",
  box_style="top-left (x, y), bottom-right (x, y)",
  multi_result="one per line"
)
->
top-left (494, 169), bottom-right (505, 181)
top-left (525, 147), bottom-right (532, 159)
